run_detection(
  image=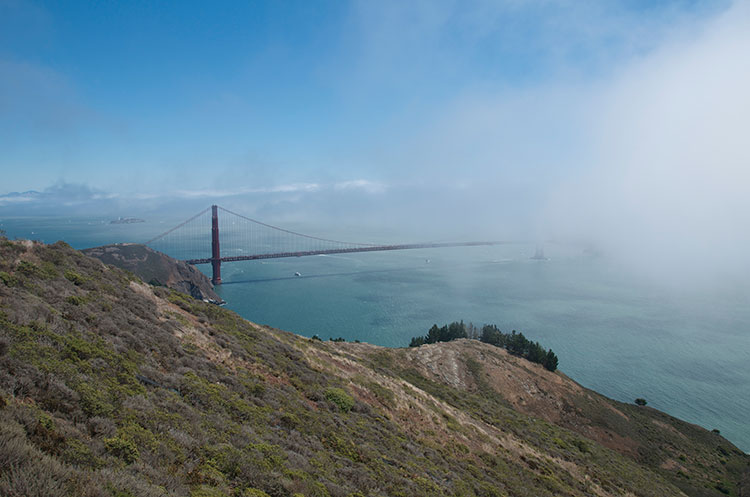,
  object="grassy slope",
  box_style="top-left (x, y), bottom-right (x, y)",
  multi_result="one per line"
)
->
top-left (0, 239), bottom-right (747, 497)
